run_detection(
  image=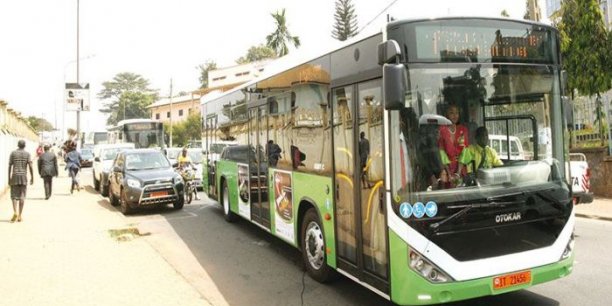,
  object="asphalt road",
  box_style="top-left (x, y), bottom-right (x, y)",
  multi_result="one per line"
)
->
top-left (83, 167), bottom-right (612, 306)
